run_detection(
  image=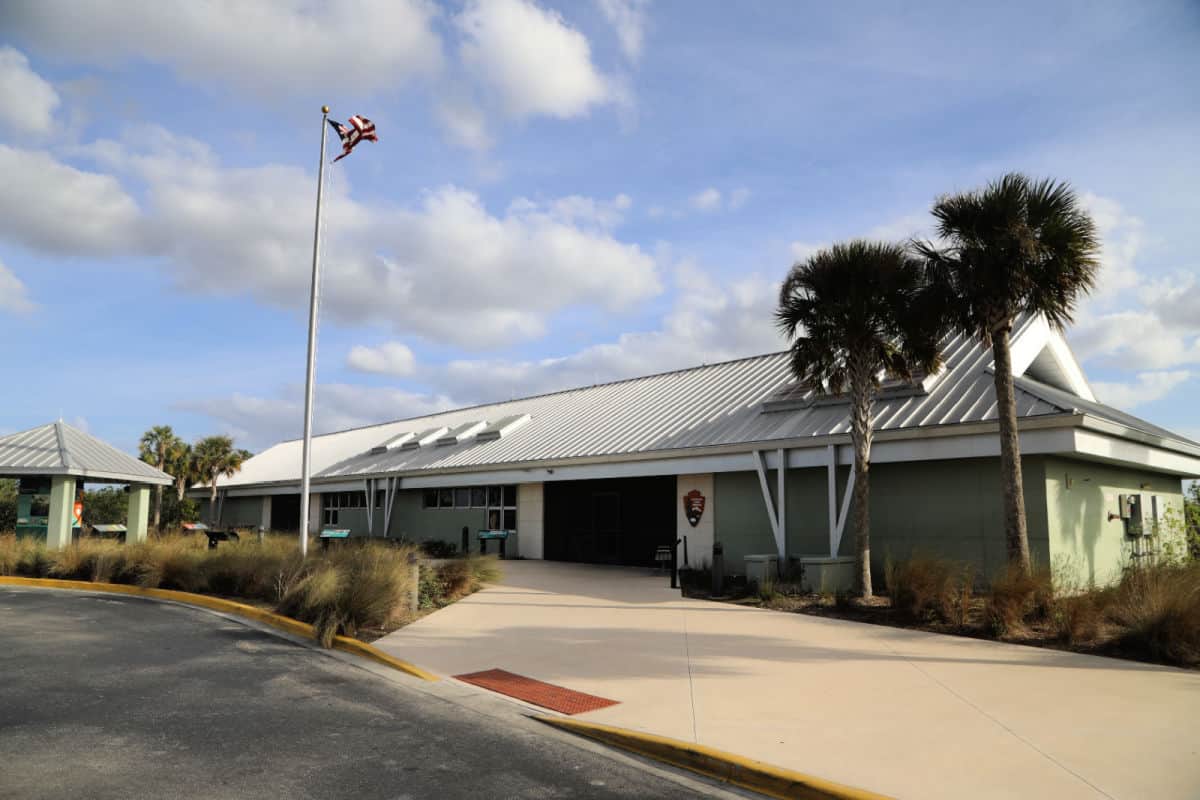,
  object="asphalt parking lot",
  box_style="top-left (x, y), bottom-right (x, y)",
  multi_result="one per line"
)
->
top-left (0, 588), bottom-right (742, 800)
